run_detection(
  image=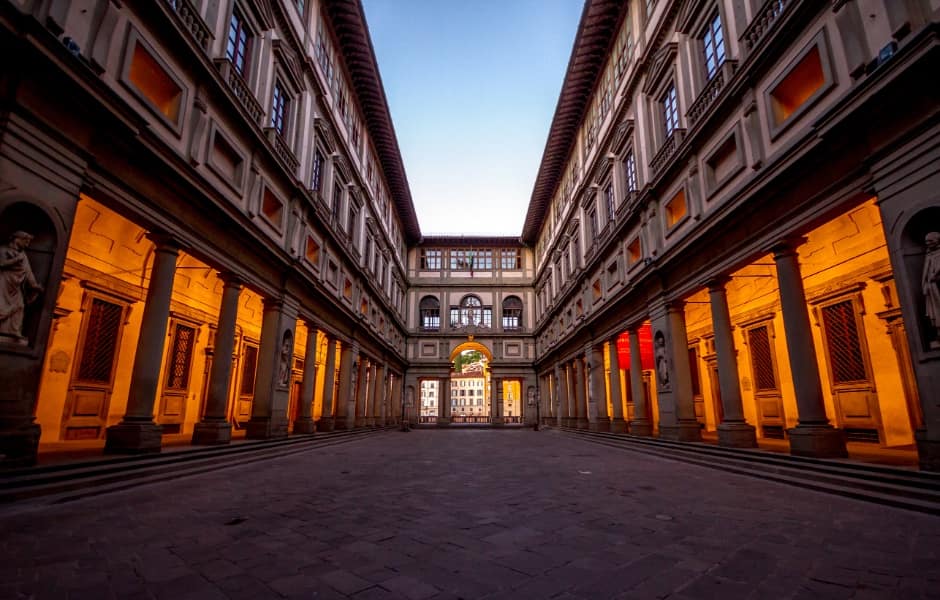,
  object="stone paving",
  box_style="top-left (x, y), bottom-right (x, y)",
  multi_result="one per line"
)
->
top-left (2, 429), bottom-right (939, 599)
